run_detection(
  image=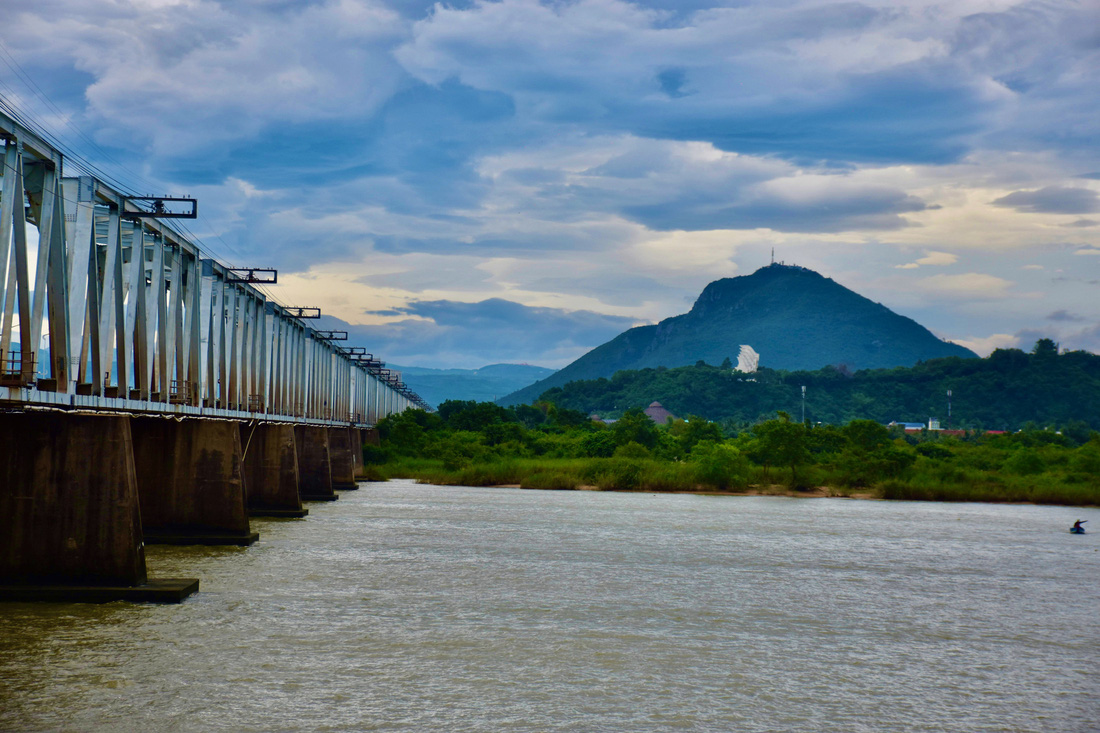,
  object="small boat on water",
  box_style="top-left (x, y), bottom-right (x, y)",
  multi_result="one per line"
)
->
top-left (1070, 526), bottom-right (1086, 534)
